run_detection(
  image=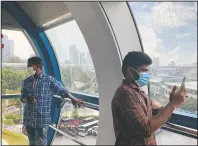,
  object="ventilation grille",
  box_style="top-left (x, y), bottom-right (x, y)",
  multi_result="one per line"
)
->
top-left (2, 8), bottom-right (22, 30)
top-left (17, 1), bottom-right (70, 28)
